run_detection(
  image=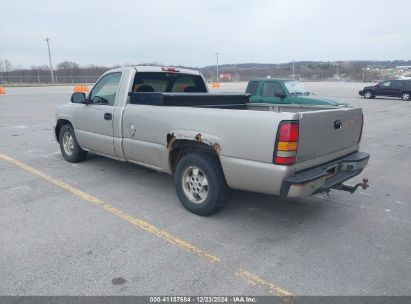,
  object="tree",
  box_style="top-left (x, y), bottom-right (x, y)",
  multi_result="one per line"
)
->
top-left (56, 61), bottom-right (79, 74)
top-left (0, 59), bottom-right (12, 73)
top-left (31, 65), bottom-right (50, 71)
top-left (4, 59), bottom-right (12, 72)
